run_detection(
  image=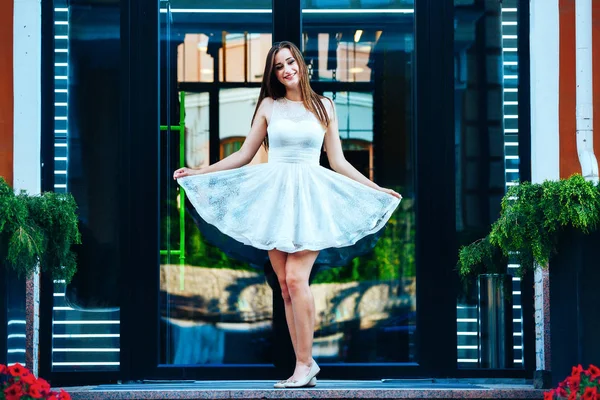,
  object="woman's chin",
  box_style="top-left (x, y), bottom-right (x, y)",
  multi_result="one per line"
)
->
top-left (283, 80), bottom-right (300, 89)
